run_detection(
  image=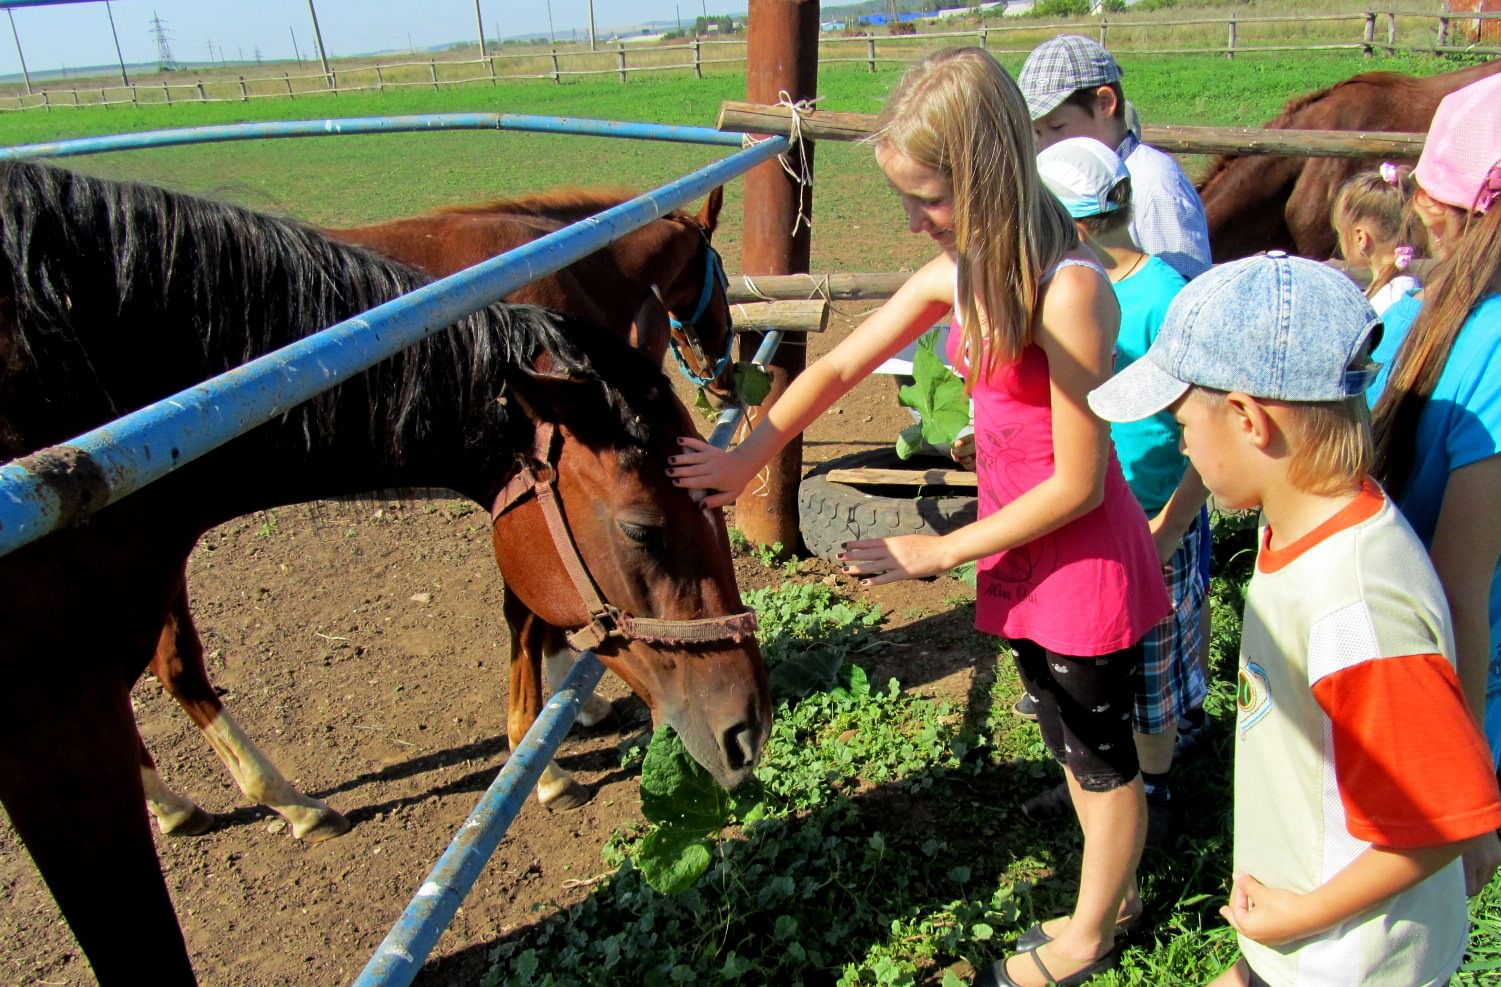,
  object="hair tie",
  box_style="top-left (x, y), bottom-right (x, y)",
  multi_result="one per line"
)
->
top-left (1394, 245), bottom-right (1414, 271)
top-left (1477, 163), bottom-right (1501, 215)
top-left (1380, 161), bottom-right (1401, 187)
